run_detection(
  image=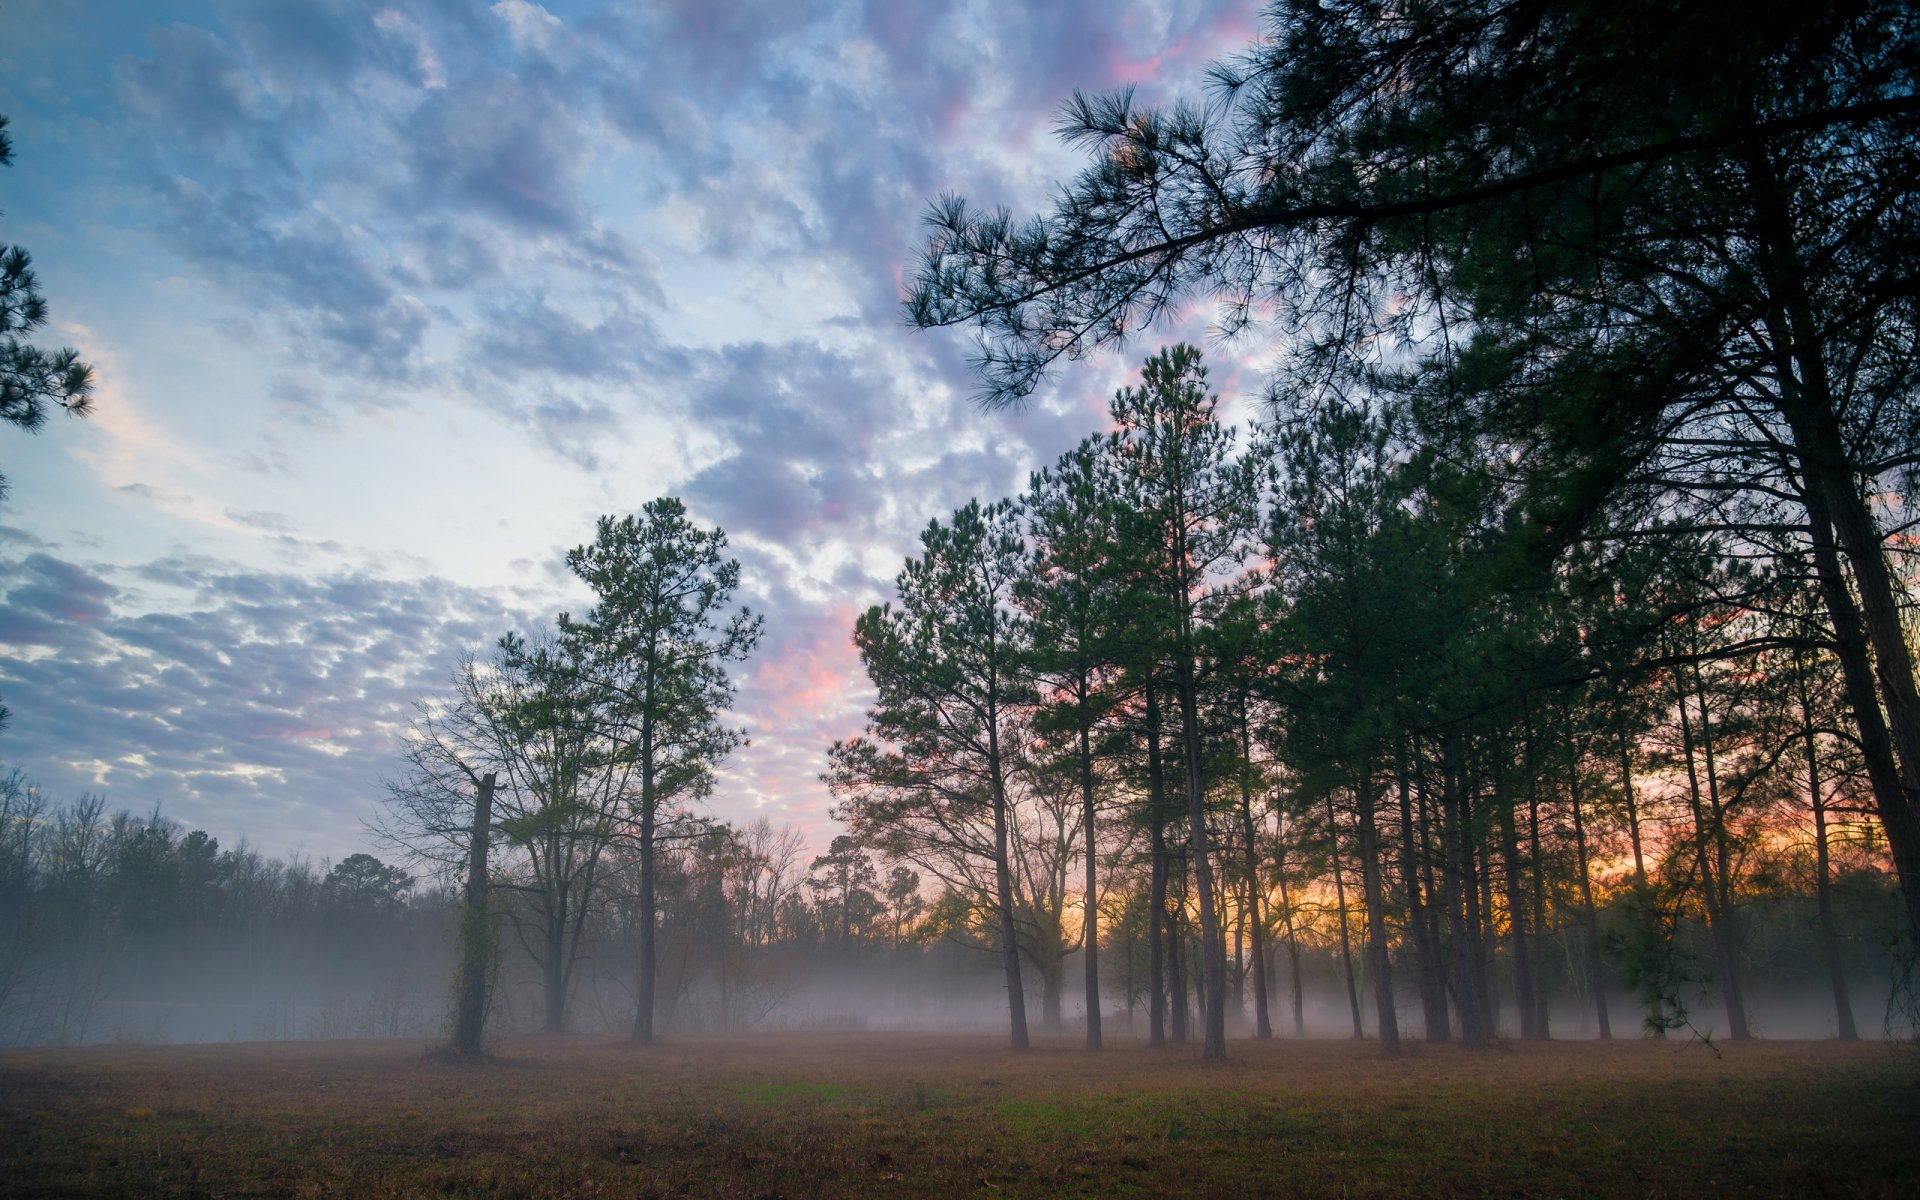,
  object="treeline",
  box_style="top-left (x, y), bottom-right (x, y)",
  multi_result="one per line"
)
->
top-left (828, 344), bottom-right (1908, 1056)
top-left (0, 770), bottom-right (450, 1045)
top-left (0, 770), bottom-right (1016, 1045)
